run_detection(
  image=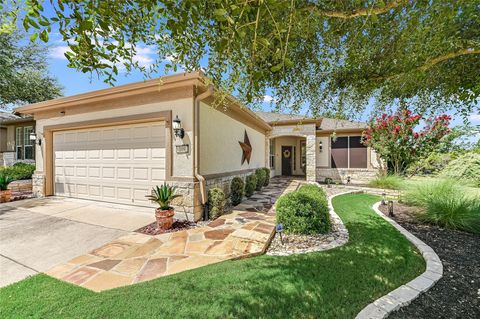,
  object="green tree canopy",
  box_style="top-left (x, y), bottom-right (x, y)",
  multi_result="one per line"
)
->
top-left (0, 22), bottom-right (62, 107)
top-left (4, 0), bottom-right (479, 117)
